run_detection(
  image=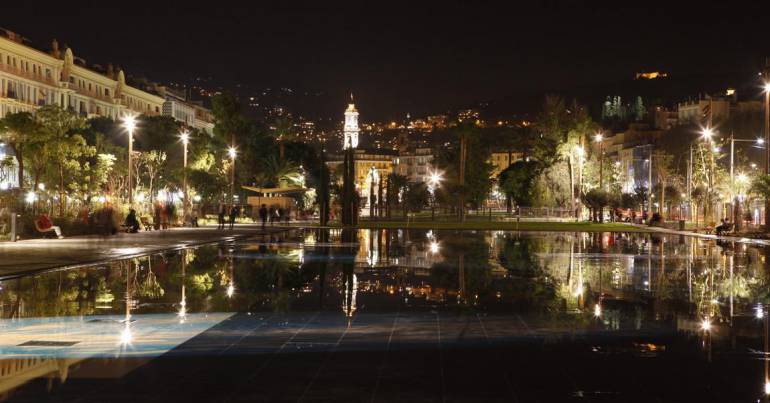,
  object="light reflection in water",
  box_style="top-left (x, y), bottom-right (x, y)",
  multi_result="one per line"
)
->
top-left (2, 230), bottom-right (770, 399)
